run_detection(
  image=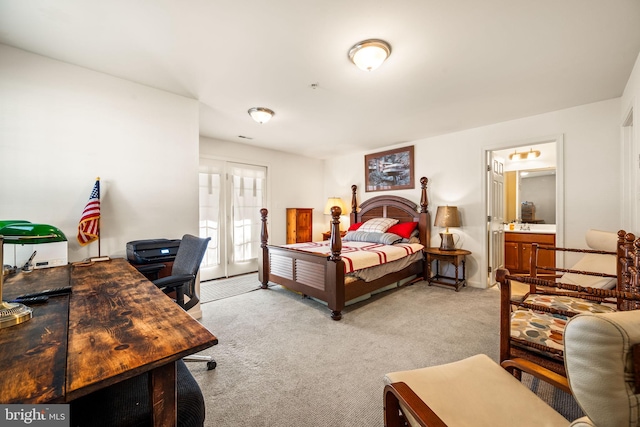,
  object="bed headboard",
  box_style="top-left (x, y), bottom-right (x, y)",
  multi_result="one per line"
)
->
top-left (349, 176), bottom-right (431, 248)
